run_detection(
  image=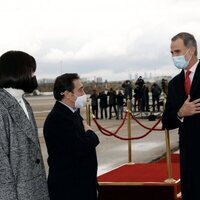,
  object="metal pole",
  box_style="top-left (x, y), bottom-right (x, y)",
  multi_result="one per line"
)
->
top-left (164, 129), bottom-right (176, 183)
top-left (88, 103), bottom-right (91, 126)
top-left (86, 102), bottom-right (89, 125)
top-left (86, 98), bottom-right (91, 126)
top-left (127, 97), bottom-right (132, 163)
